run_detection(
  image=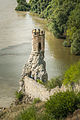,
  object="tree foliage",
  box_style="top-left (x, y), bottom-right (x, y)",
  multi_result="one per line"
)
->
top-left (15, 0), bottom-right (30, 11)
top-left (66, 4), bottom-right (80, 54)
top-left (29, 0), bottom-right (52, 14)
top-left (63, 61), bottom-right (80, 86)
top-left (45, 76), bottom-right (63, 90)
top-left (45, 91), bottom-right (80, 119)
top-left (71, 29), bottom-right (80, 55)
top-left (29, 0), bottom-right (80, 55)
